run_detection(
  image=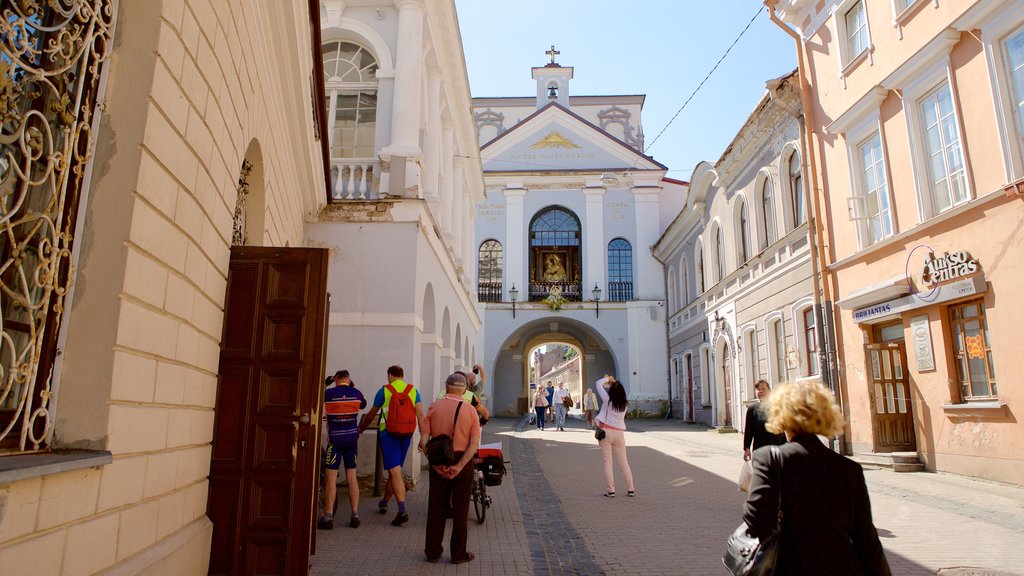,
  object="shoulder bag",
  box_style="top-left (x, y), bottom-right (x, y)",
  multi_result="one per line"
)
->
top-left (424, 401), bottom-right (464, 466)
top-left (723, 445), bottom-right (782, 576)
